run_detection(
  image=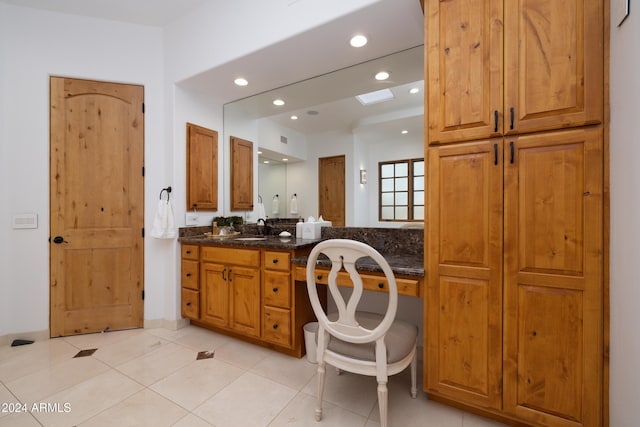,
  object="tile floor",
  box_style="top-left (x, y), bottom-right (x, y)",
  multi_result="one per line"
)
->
top-left (0, 325), bottom-right (508, 426)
